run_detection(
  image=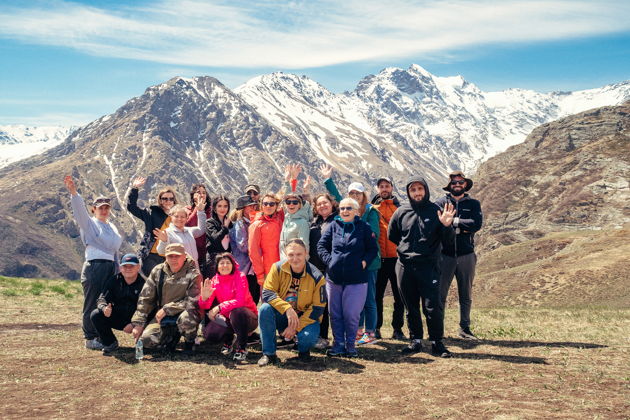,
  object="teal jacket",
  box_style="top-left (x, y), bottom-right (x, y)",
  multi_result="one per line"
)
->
top-left (279, 200), bottom-right (312, 259)
top-left (324, 178), bottom-right (381, 271)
